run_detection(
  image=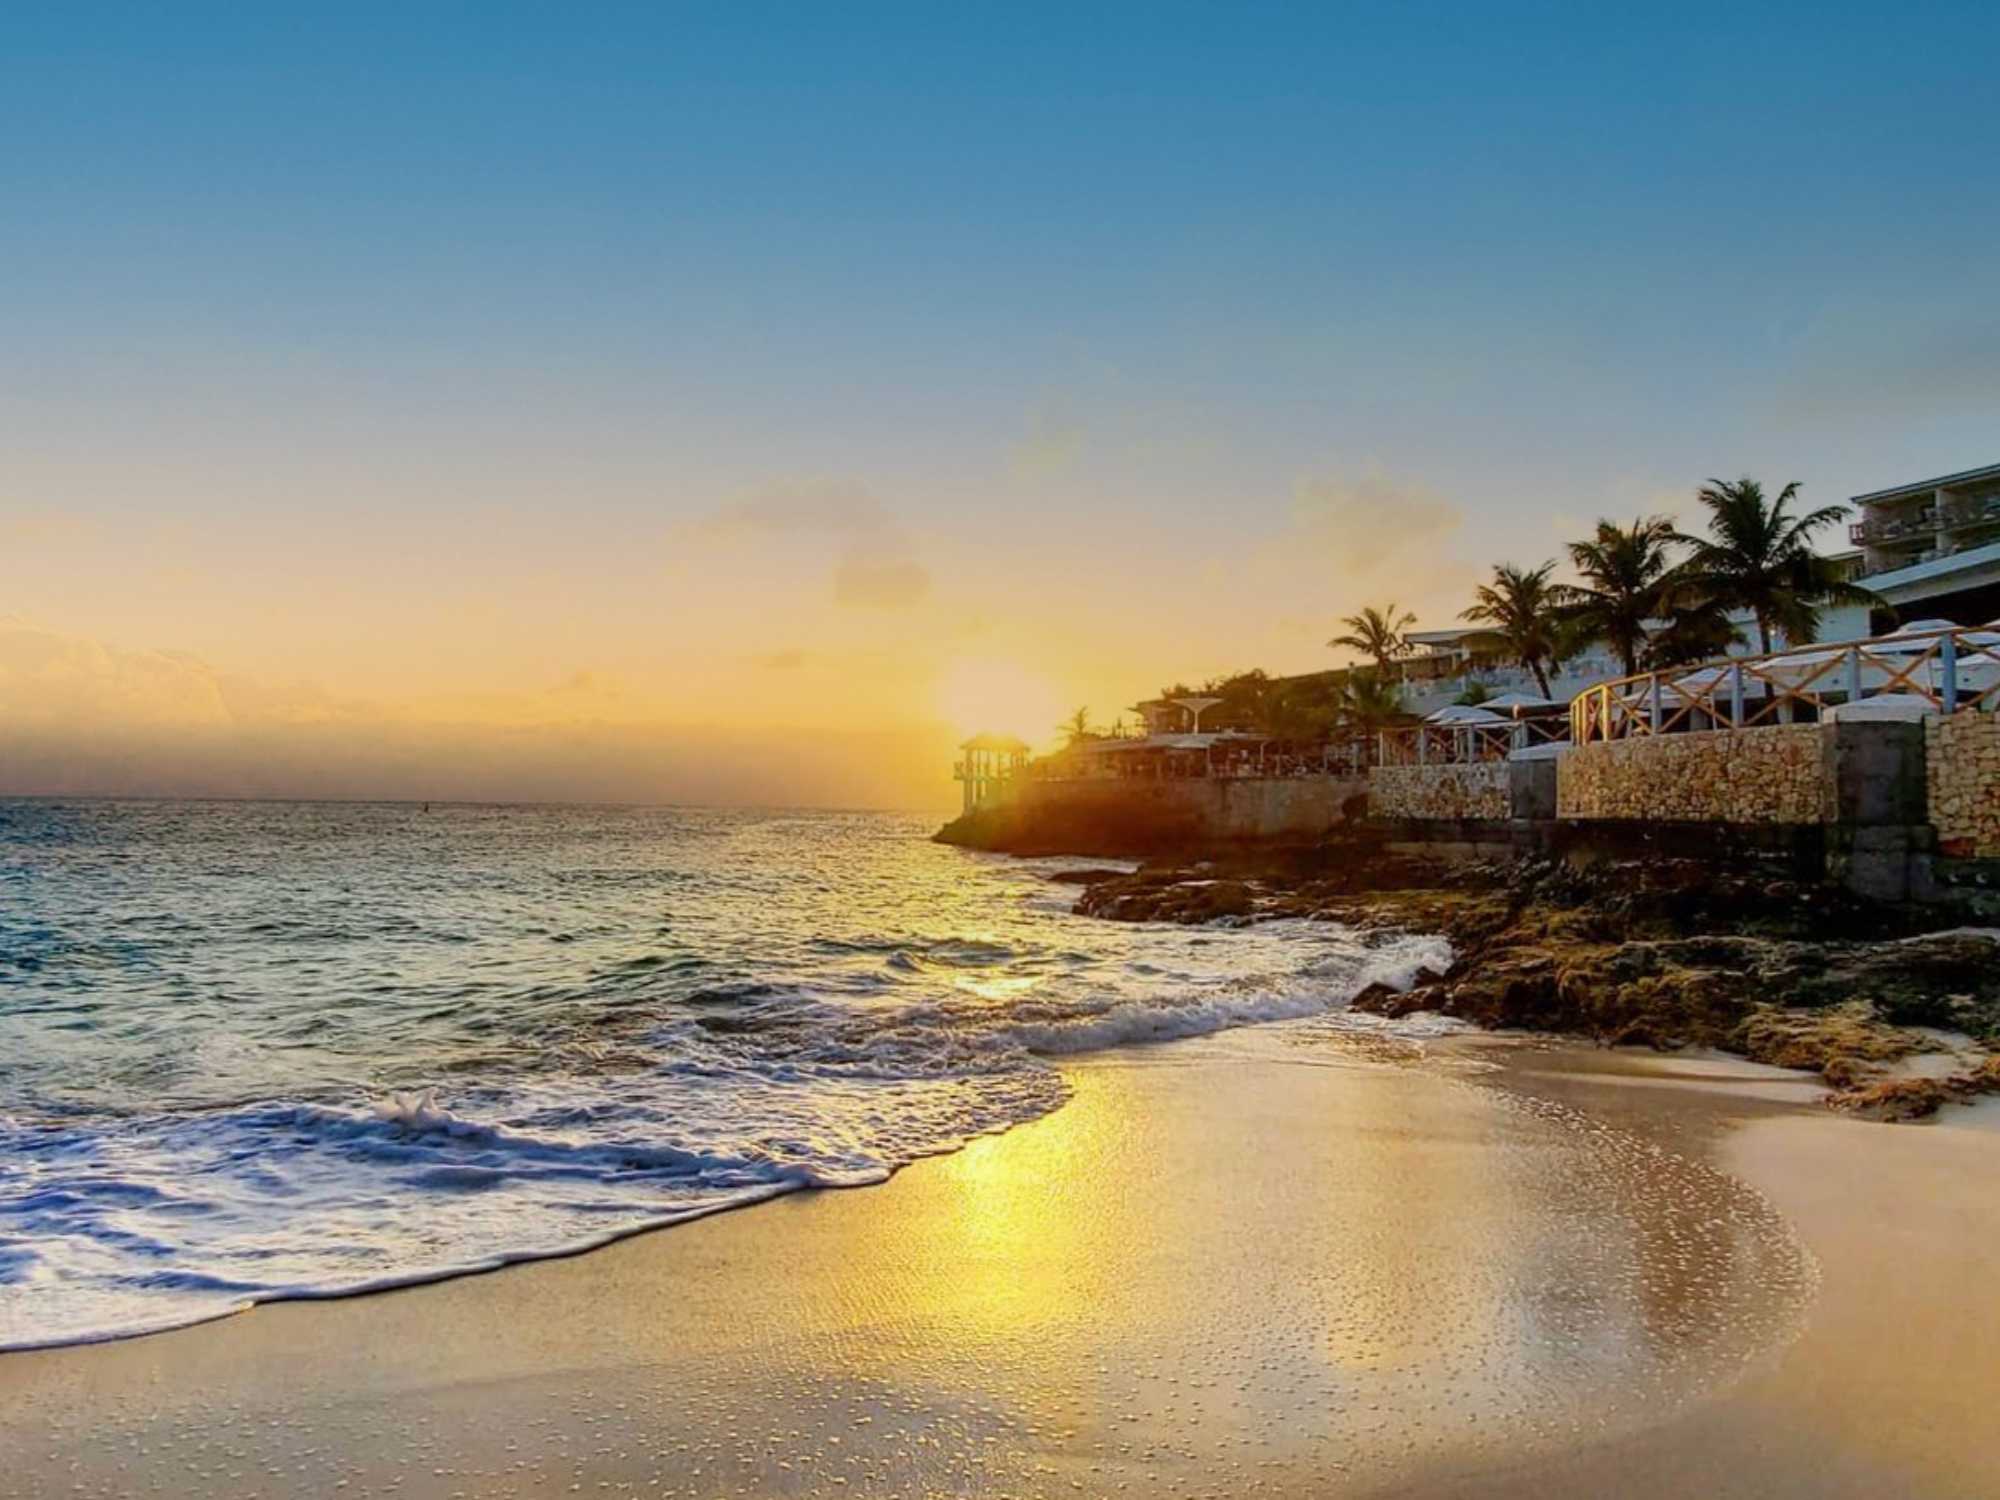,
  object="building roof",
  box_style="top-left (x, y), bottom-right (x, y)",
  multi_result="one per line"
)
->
top-left (1403, 627), bottom-right (1484, 648)
top-left (1851, 460), bottom-right (2000, 507)
top-left (1402, 626), bottom-right (1510, 653)
top-left (1859, 537), bottom-right (2000, 602)
top-left (1084, 731), bottom-right (1269, 754)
